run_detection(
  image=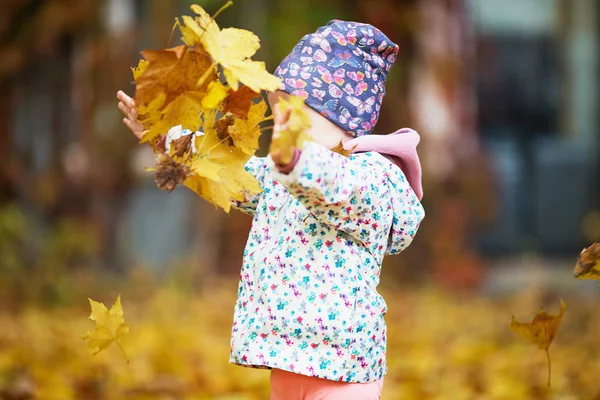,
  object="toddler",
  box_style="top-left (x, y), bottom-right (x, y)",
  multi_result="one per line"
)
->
top-left (118, 19), bottom-right (424, 400)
